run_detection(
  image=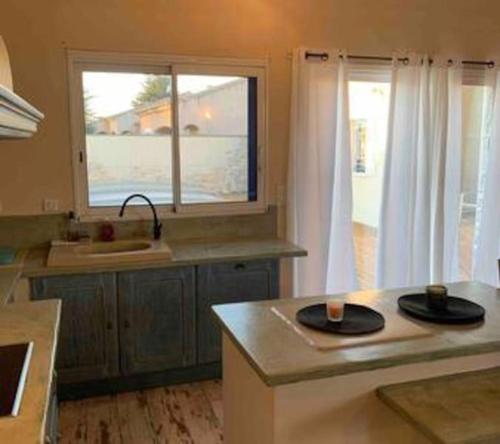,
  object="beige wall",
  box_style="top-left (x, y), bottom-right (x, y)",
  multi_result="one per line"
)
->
top-left (1, 0), bottom-right (500, 217)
